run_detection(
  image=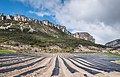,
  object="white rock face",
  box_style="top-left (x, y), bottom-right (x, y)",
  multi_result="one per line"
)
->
top-left (6, 15), bottom-right (13, 20)
top-left (0, 25), bottom-right (12, 30)
top-left (14, 14), bottom-right (29, 22)
top-left (42, 20), bottom-right (49, 26)
top-left (0, 13), bottom-right (4, 20)
top-left (0, 12), bottom-right (96, 40)
top-left (73, 32), bottom-right (95, 43)
top-left (28, 28), bottom-right (36, 33)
